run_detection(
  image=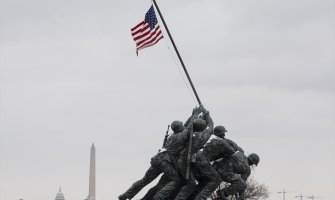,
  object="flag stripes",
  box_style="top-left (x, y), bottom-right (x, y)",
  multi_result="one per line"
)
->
top-left (131, 5), bottom-right (163, 54)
